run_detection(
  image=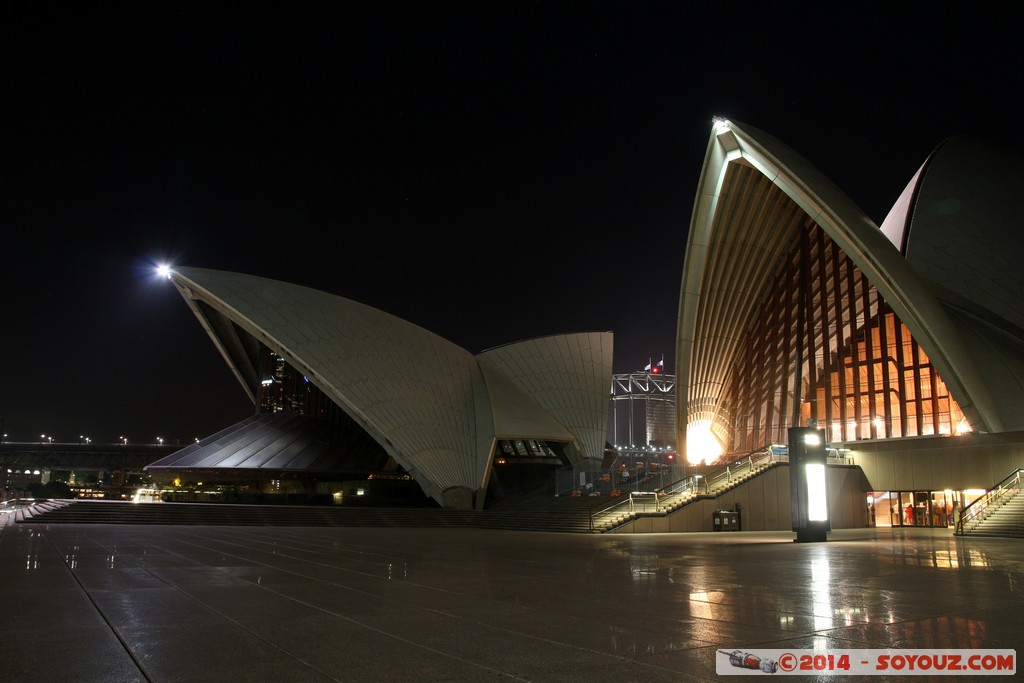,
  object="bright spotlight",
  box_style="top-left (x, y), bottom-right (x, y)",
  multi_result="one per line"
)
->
top-left (686, 420), bottom-right (722, 465)
top-left (156, 264), bottom-right (172, 279)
